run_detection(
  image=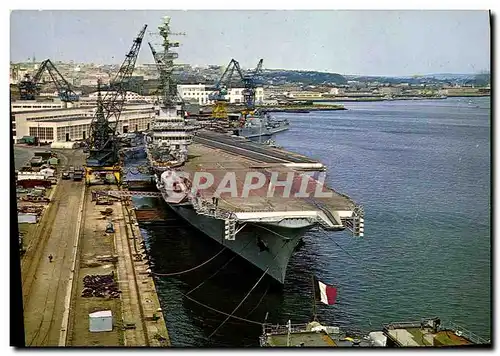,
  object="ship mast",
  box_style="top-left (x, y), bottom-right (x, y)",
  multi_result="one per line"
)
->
top-left (157, 16), bottom-right (183, 108)
top-left (145, 16), bottom-right (194, 170)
